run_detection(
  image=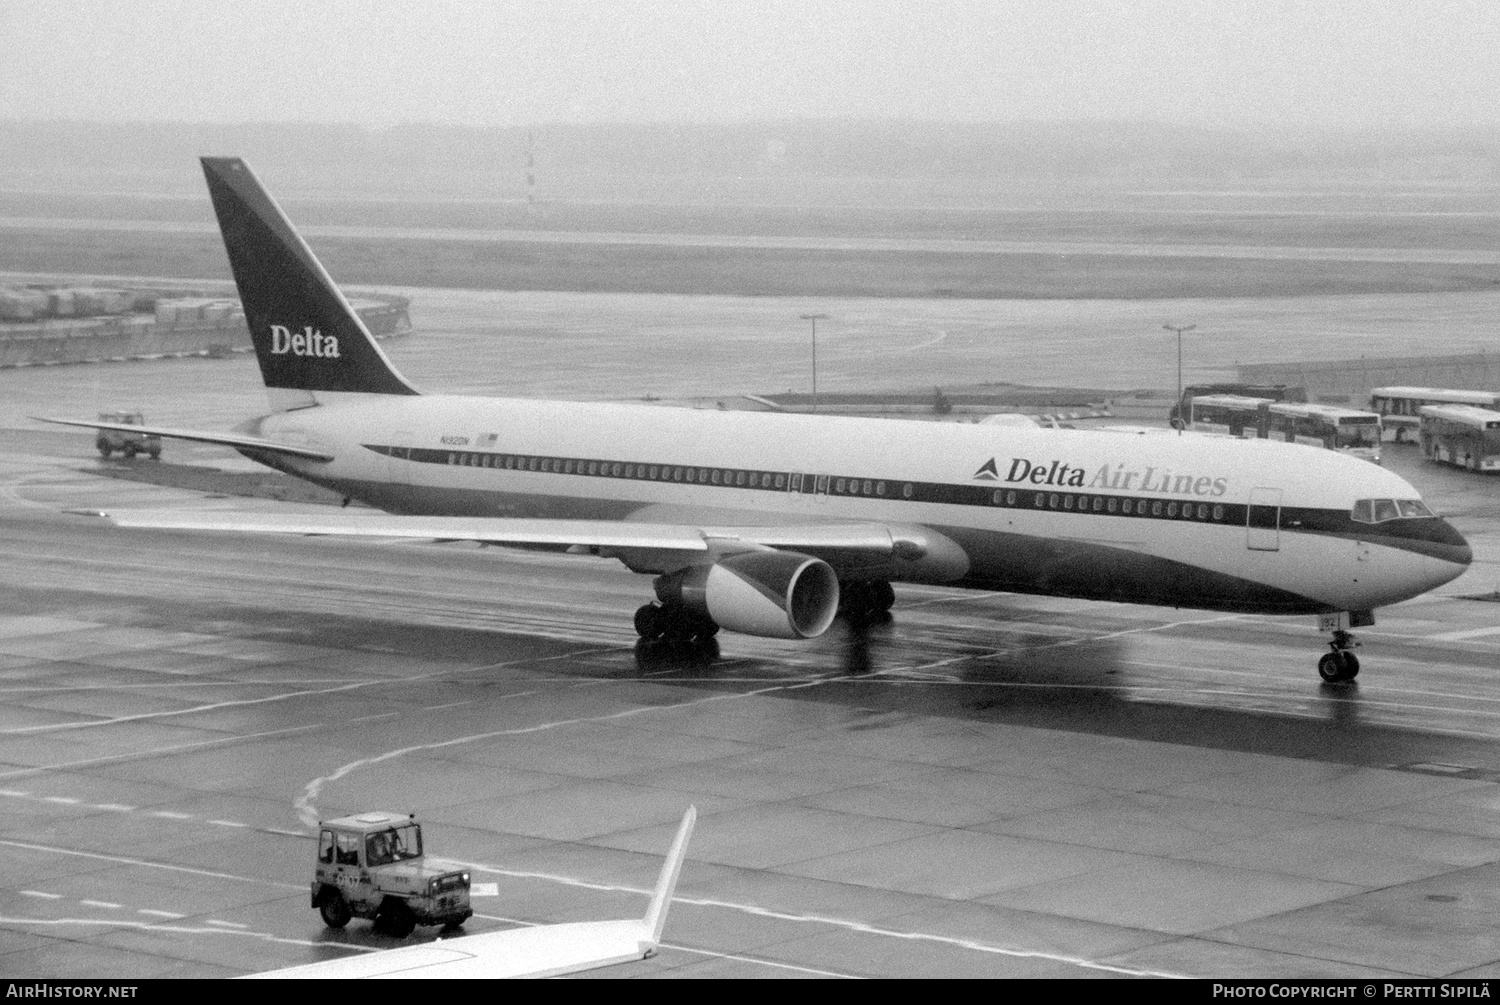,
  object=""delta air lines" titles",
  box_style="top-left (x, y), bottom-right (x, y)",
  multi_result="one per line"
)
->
top-left (1004, 457), bottom-right (1229, 497)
